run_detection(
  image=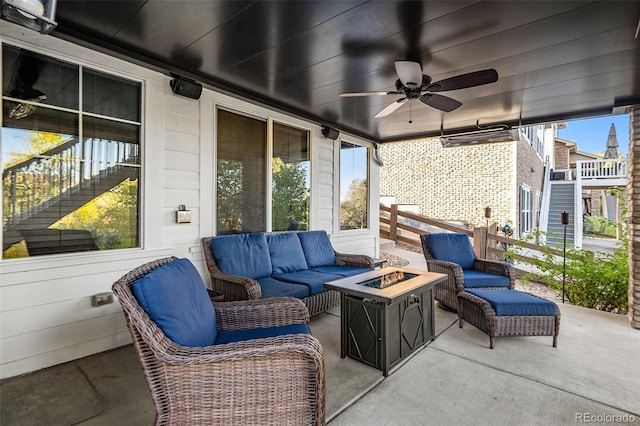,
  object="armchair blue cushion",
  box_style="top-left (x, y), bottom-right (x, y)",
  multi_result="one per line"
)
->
top-left (211, 233), bottom-right (272, 279)
top-left (133, 258), bottom-right (217, 347)
top-left (426, 233), bottom-right (475, 270)
top-left (466, 289), bottom-right (557, 316)
top-left (267, 232), bottom-right (308, 274)
top-left (463, 270), bottom-right (511, 288)
top-left (215, 323), bottom-right (311, 345)
top-left (298, 230), bottom-right (336, 267)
